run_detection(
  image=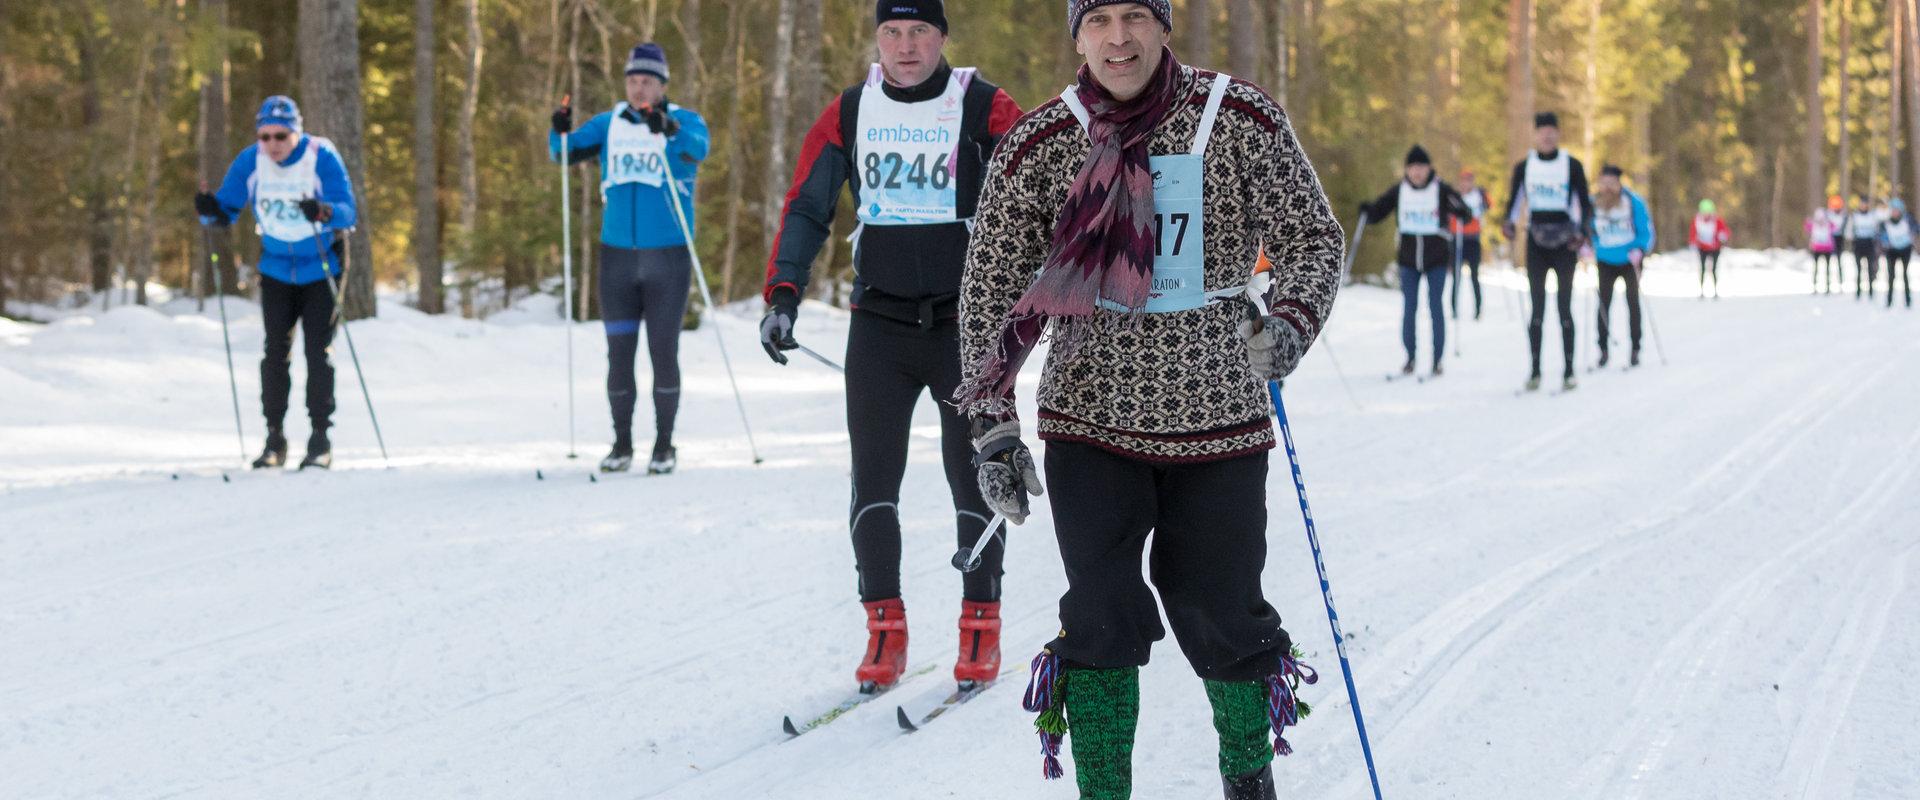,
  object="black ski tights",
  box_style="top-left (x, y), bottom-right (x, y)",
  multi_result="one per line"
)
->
top-left (1698, 249), bottom-right (1720, 296)
top-left (600, 244), bottom-right (692, 451)
top-left (1526, 248), bottom-right (1576, 378)
top-left (259, 274), bottom-right (336, 431)
top-left (1812, 251), bottom-right (1839, 293)
top-left (845, 312), bottom-right (998, 604)
top-left (1596, 261), bottom-right (1642, 357)
top-left (1888, 248), bottom-right (1913, 307)
top-left (1854, 244), bottom-right (1881, 299)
